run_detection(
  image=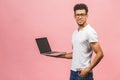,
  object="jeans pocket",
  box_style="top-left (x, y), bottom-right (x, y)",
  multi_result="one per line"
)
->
top-left (77, 72), bottom-right (90, 80)
top-left (77, 71), bottom-right (81, 77)
top-left (83, 72), bottom-right (93, 80)
top-left (83, 76), bottom-right (89, 80)
top-left (77, 72), bottom-right (86, 78)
